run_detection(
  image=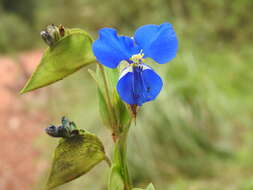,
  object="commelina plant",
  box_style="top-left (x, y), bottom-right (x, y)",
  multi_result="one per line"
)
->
top-left (20, 23), bottom-right (178, 190)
